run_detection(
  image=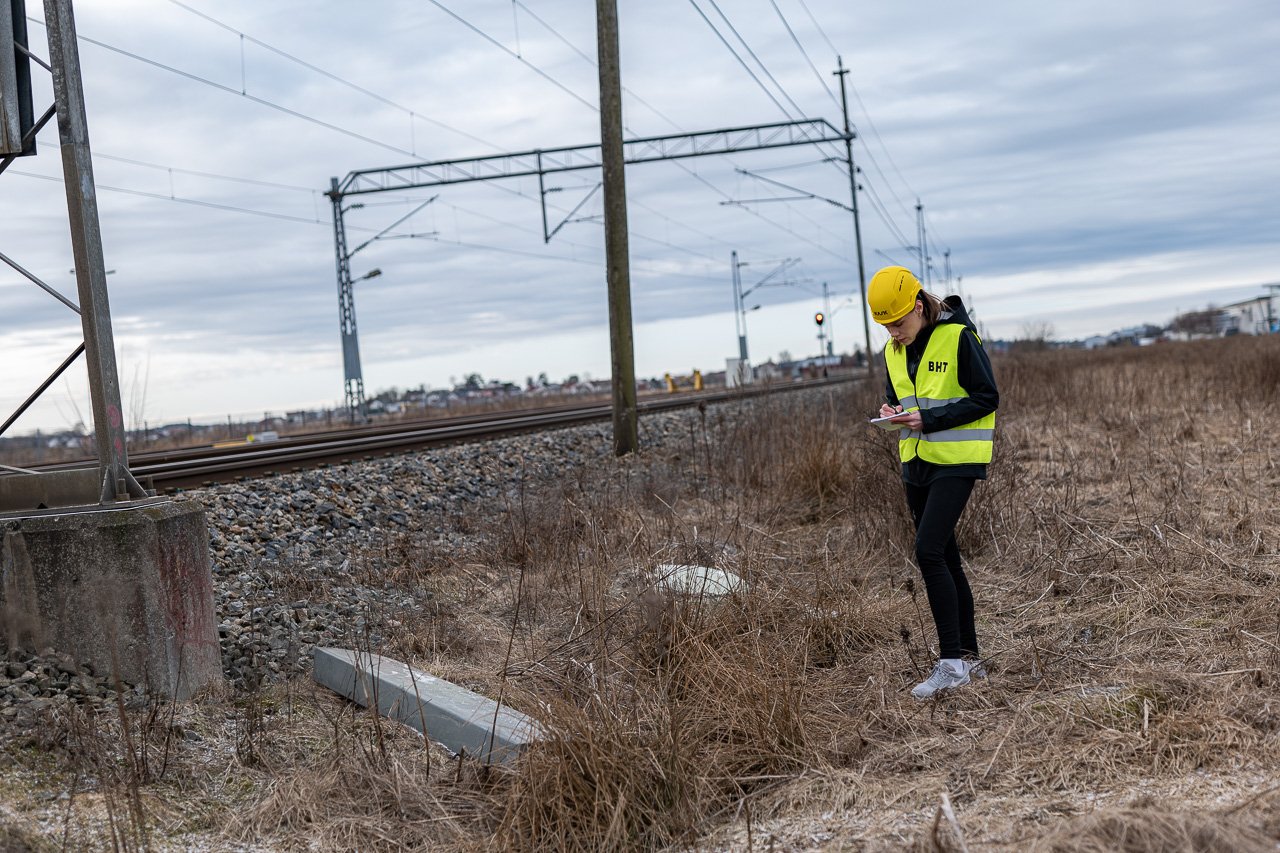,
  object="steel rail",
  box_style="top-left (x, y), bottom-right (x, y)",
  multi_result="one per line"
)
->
top-left (21, 374), bottom-right (859, 490)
